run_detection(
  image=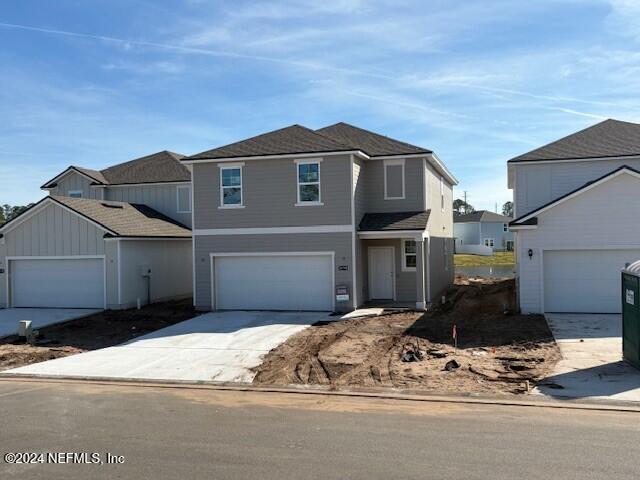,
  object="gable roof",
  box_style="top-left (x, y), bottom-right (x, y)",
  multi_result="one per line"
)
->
top-left (42, 151), bottom-right (188, 188)
top-left (510, 165), bottom-right (640, 227)
top-left (454, 210), bottom-right (512, 223)
top-left (0, 196), bottom-right (191, 238)
top-left (186, 125), bottom-right (355, 161)
top-left (359, 211), bottom-right (431, 231)
top-left (316, 122), bottom-right (432, 157)
top-left (508, 119), bottom-right (640, 163)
